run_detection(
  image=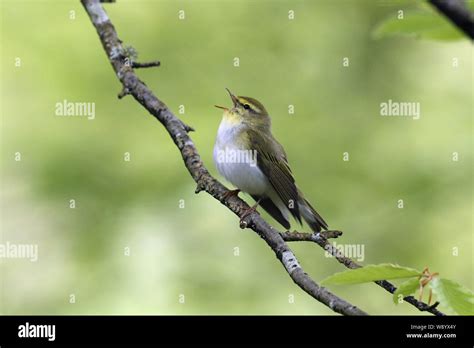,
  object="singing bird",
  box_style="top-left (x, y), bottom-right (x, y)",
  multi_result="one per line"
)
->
top-left (213, 89), bottom-right (328, 232)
